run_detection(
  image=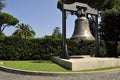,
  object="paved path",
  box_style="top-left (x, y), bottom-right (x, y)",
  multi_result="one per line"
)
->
top-left (0, 70), bottom-right (120, 80)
